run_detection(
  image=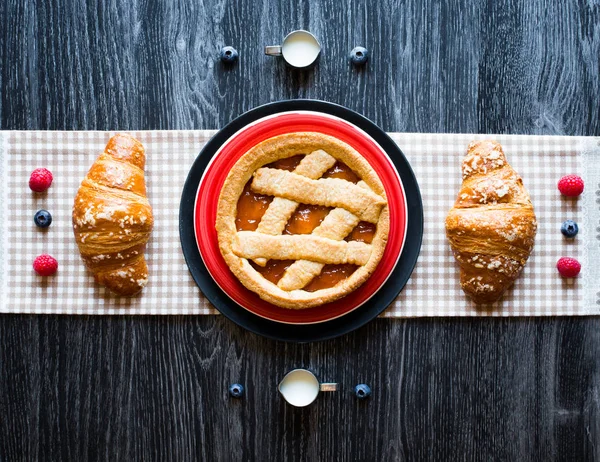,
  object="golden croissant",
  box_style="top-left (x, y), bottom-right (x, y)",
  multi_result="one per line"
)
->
top-left (73, 134), bottom-right (154, 296)
top-left (445, 140), bottom-right (537, 304)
